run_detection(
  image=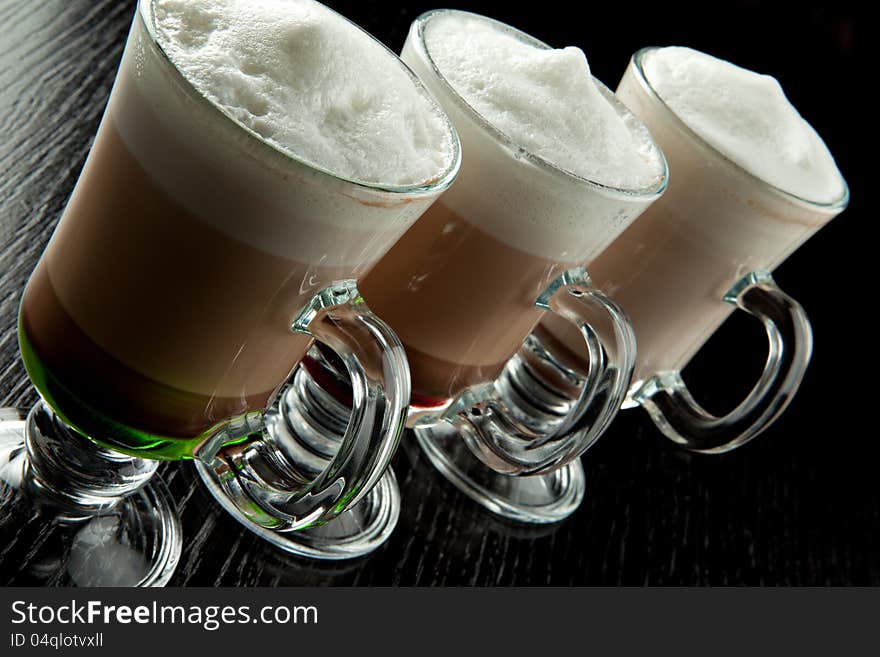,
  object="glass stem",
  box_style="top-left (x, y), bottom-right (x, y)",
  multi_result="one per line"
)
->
top-left (24, 401), bottom-right (157, 515)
